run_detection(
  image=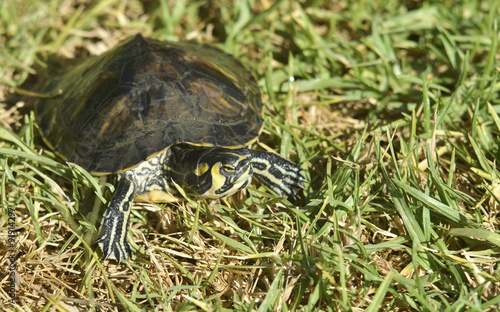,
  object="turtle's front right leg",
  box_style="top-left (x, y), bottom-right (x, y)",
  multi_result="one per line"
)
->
top-left (95, 178), bottom-right (136, 262)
